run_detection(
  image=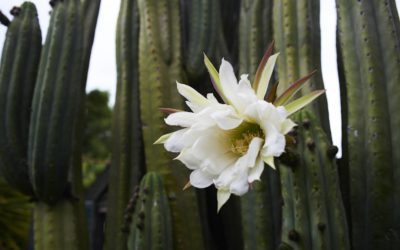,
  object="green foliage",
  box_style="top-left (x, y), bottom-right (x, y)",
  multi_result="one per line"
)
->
top-left (0, 177), bottom-right (31, 250)
top-left (81, 90), bottom-right (112, 187)
top-left (83, 90), bottom-right (112, 160)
